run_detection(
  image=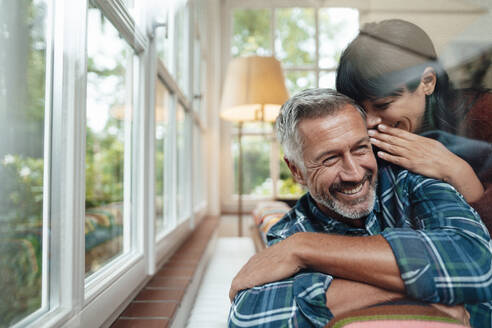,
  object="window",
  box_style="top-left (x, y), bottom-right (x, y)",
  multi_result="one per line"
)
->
top-left (176, 104), bottom-right (190, 222)
top-left (0, 0), bottom-right (50, 325)
top-left (228, 7), bottom-right (358, 201)
top-left (85, 5), bottom-right (135, 276)
top-left (153, 0), bottom-right (206, 251)
top-left (155, 79), bottom-right (171, 235)
top-left (175, 4), bottom-right (189, 96)
top-left (193, 125), bottom-right (205, 209)
top-left (232, 126), bottom-right (274, 197)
